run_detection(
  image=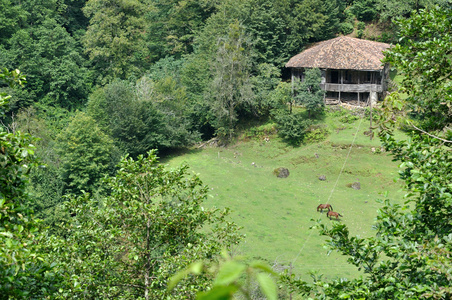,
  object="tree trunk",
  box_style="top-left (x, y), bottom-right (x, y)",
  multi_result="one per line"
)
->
top-left (145, 219), bottom-right (151, 300)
